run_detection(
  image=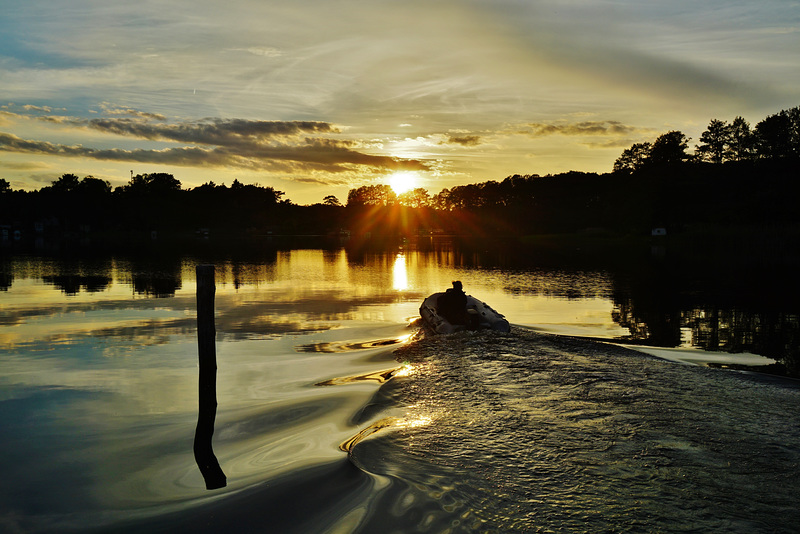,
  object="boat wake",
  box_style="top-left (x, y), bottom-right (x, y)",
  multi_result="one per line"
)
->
top-left (340, 327), bottom-right (800, 533)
